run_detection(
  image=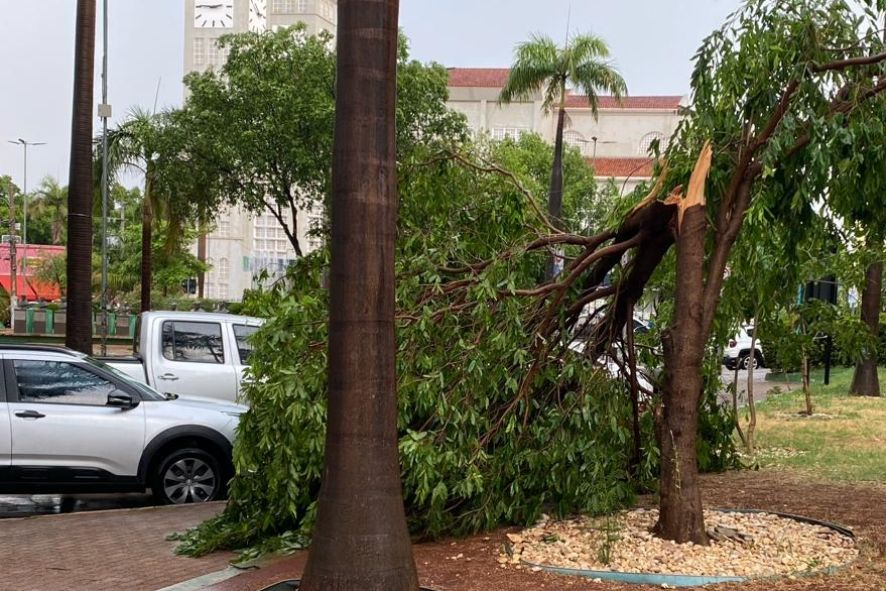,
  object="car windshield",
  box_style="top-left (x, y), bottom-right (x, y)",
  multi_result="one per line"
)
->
top-left (85, 356), bottom-right (166, 401)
